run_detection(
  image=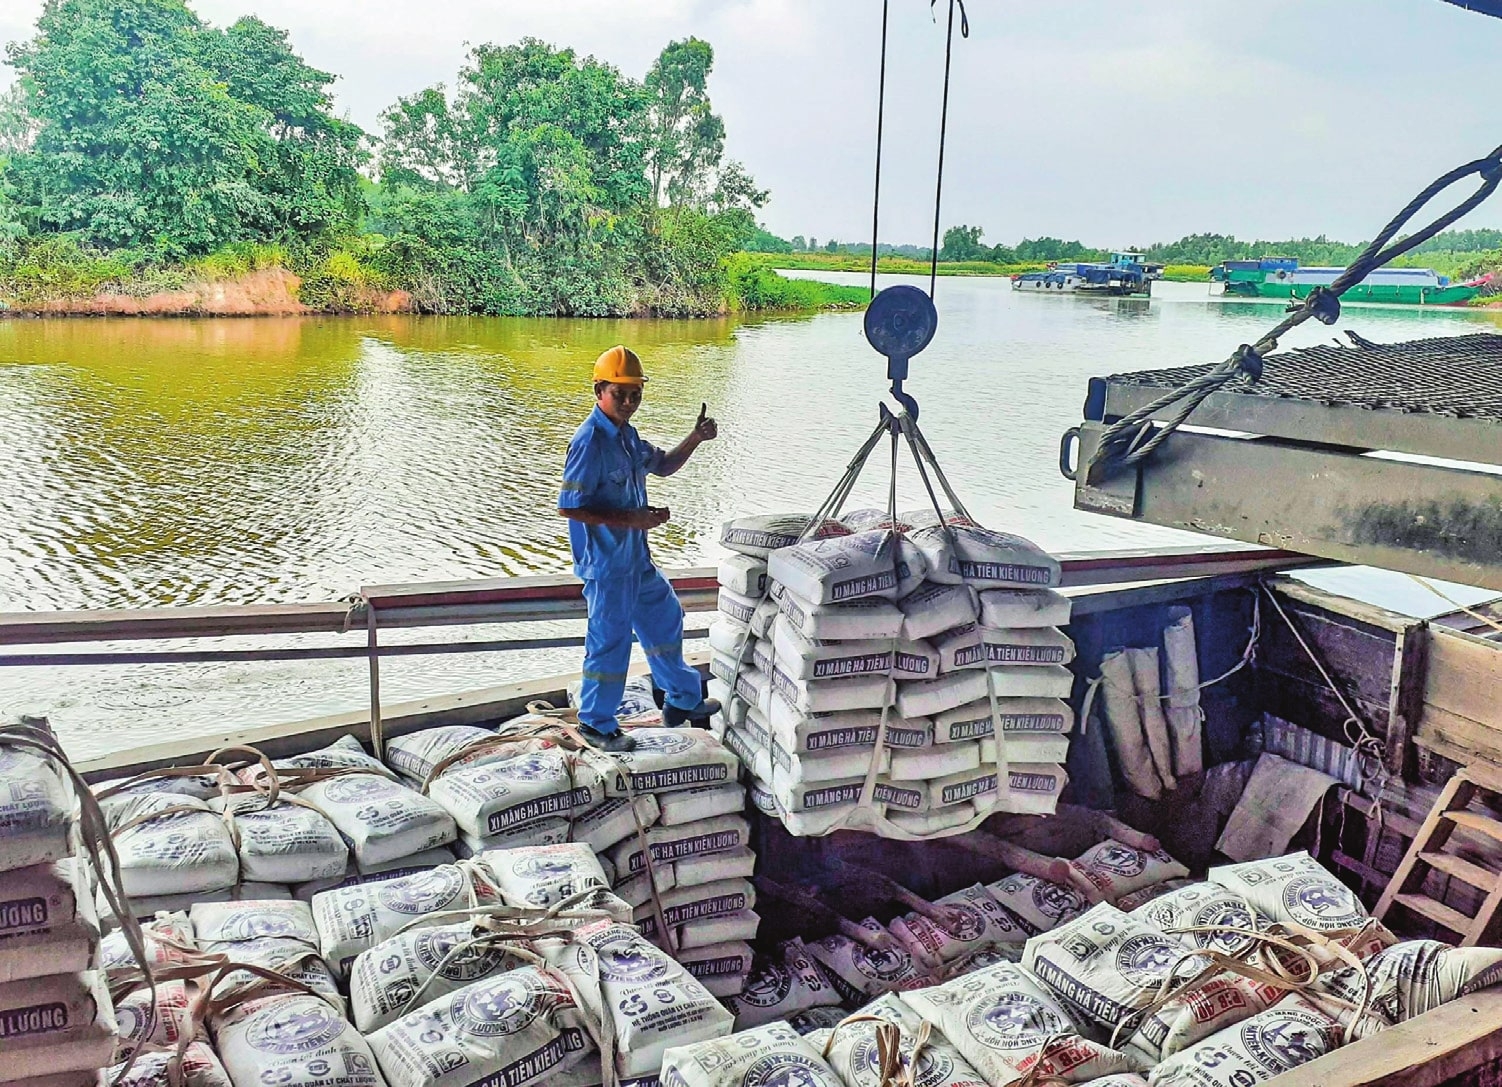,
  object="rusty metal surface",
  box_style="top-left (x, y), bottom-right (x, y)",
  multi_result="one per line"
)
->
top-left (1112, 332), bottom-right (1502, 420)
